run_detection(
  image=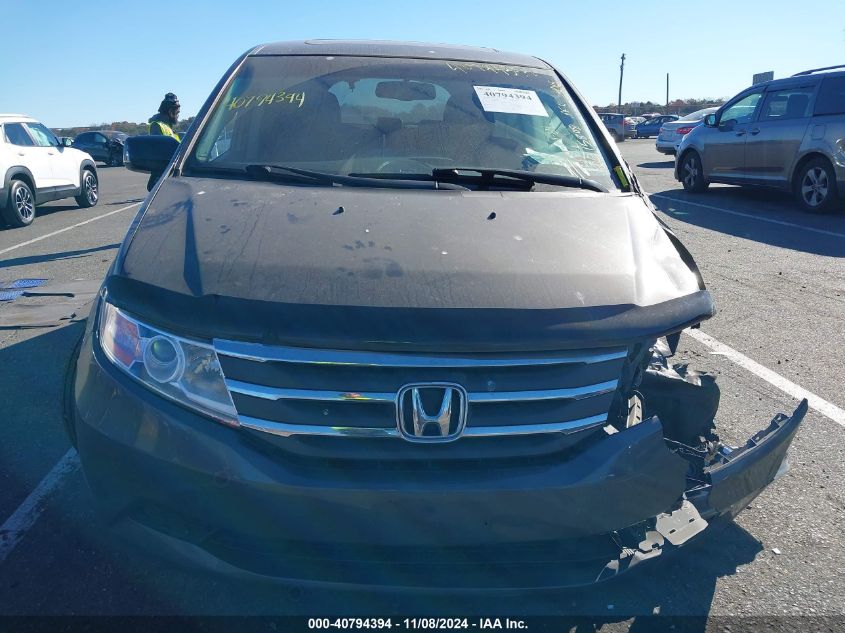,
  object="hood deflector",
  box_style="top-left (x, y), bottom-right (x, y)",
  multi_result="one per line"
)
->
top-left (104, 275), bottom-right (713, 352)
